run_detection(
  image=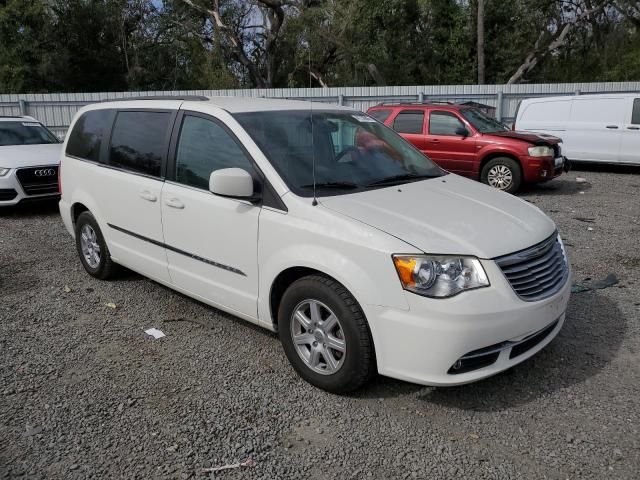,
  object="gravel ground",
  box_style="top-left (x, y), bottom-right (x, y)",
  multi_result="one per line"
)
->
top-left (1, 166), bottom-right (639, 479)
